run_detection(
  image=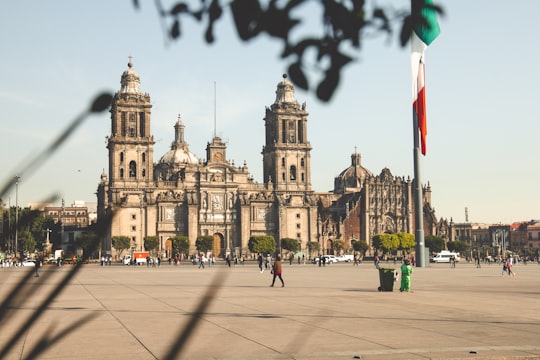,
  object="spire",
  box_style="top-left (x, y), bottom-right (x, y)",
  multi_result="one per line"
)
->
top-left (172, 114), bottom-right (187, 150)
top-left (120, 57), bottom-right (142, 94)
top-left (274, 74), bottom-right (296, 104)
